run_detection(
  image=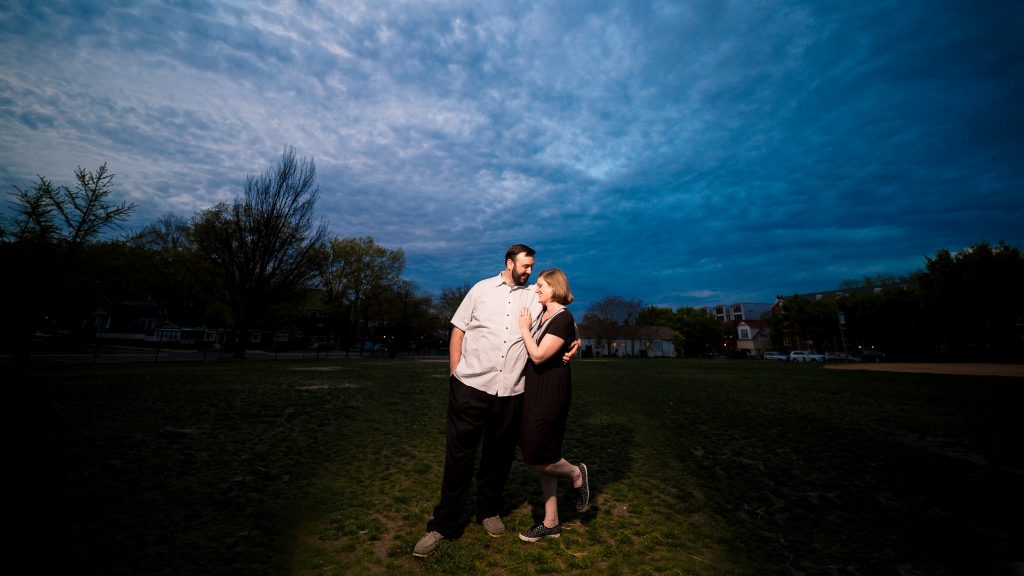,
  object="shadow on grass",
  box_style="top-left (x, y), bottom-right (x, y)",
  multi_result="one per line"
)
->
top-left (507, 420), bottom-right (637, 529)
